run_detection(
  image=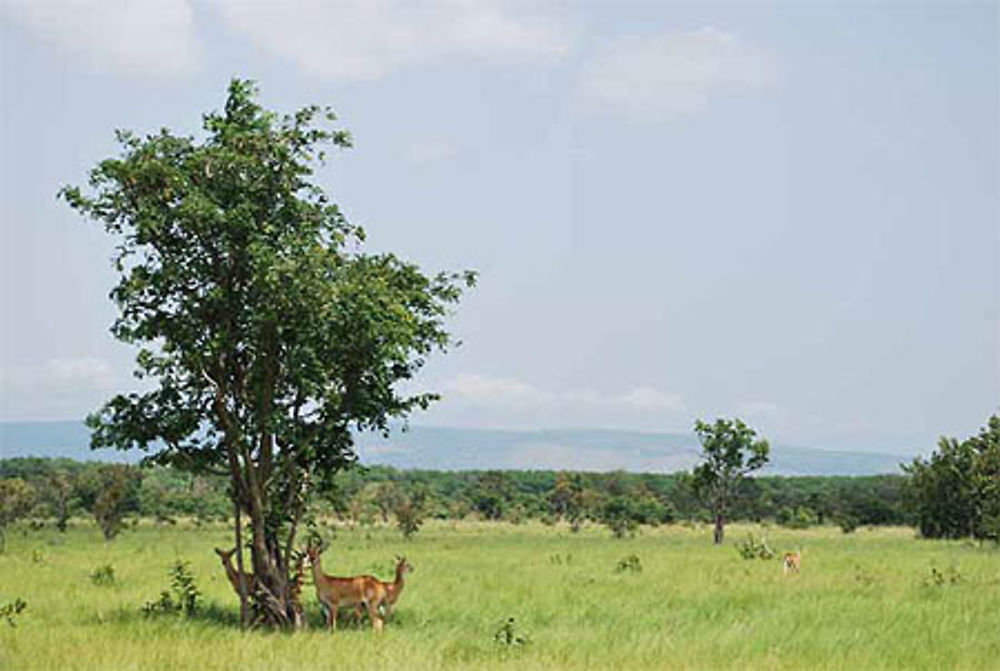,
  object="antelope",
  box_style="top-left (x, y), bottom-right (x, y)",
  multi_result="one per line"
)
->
top-left (782, 550), bottom-right (801, 575)
top-left (214, 547), bottom-right (257, 597)
top-left (305, 544), bottom-right (387, 632)
top-left (354, 555), bottom-right (413, 621)
top-left (382, 555), bottom-right (413, 617)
